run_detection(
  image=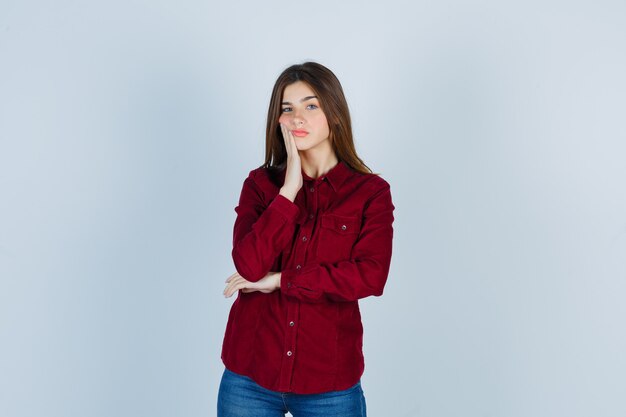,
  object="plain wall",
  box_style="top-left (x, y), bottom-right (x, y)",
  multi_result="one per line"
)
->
top-left (1, 1), bottom-right (625, 416)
